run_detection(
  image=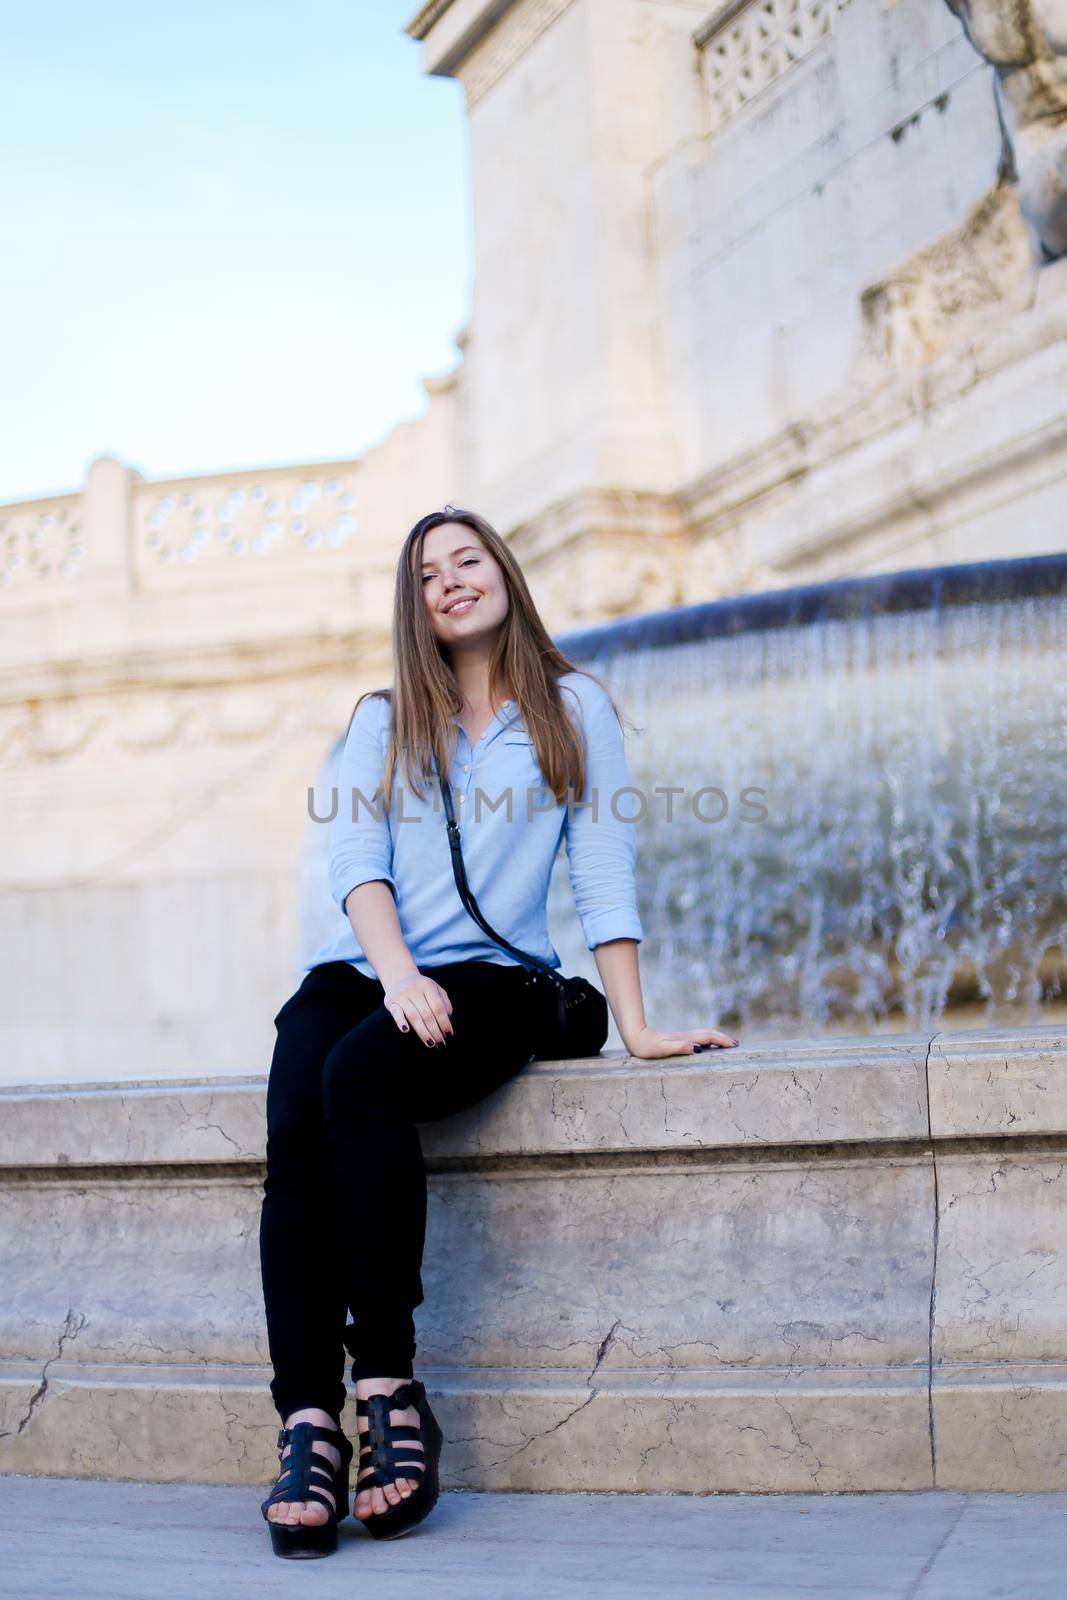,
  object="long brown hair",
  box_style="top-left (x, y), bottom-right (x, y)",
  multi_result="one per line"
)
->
top-left (350, 506), bottom-right (634, 811)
